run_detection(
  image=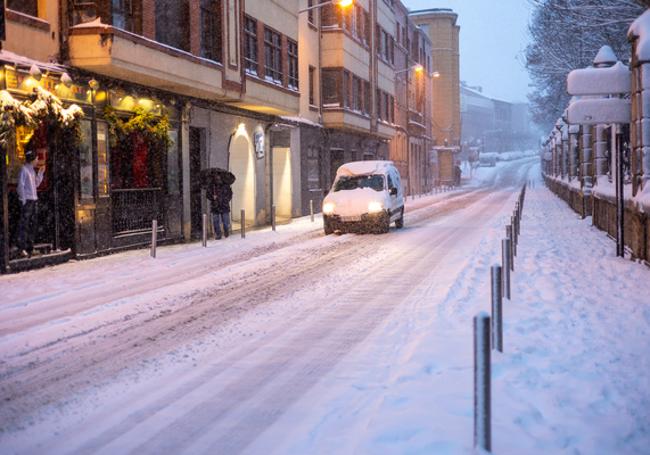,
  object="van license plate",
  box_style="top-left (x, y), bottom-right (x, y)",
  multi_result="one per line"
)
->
top-left (340, 215), bottom-right (361, 222)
